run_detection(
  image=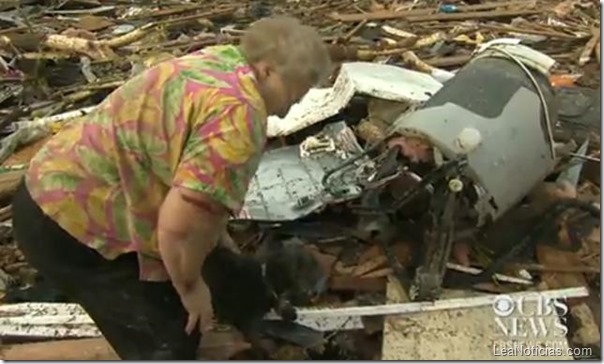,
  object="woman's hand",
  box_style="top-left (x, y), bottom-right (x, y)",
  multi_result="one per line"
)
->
top-left (180, 278), bottom-right (215, 335)
top-left (158, 187), bottom-right (226, 334)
